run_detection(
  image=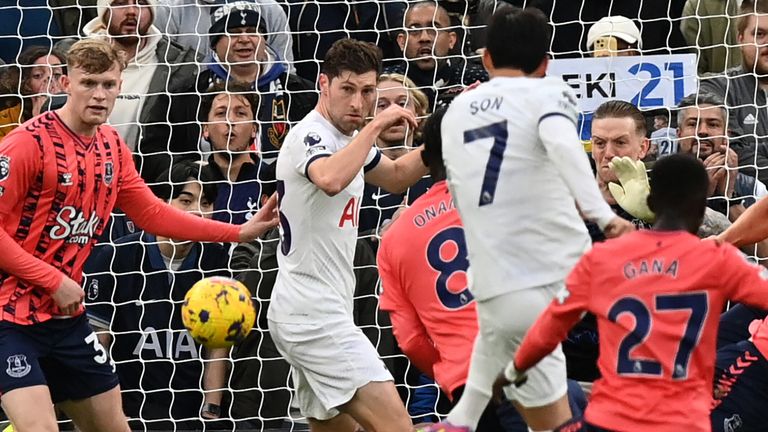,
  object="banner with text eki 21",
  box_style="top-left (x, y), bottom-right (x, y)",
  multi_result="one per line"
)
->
top-left (547, 54), bottom-right (698, 112)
